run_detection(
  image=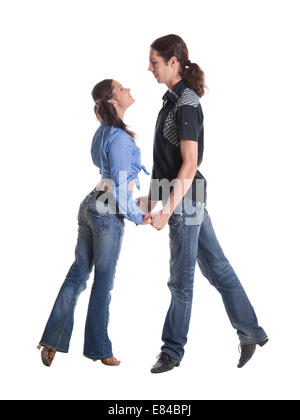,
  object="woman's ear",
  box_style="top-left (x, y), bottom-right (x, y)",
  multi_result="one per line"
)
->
top-left (107, 98), bottom-right (117, 106)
